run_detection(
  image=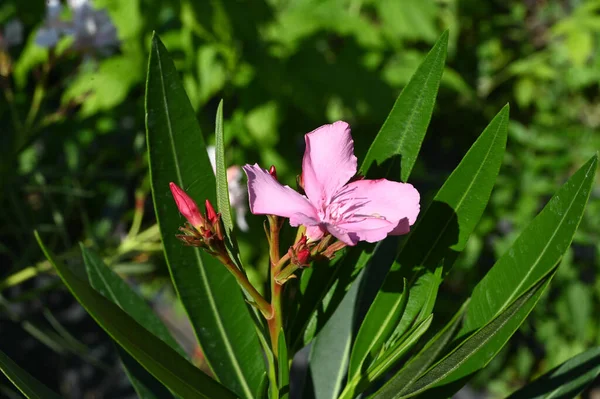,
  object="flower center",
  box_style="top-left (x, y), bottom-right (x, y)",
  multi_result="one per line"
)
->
top-left (317, 186), bottom-right (387, 226)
